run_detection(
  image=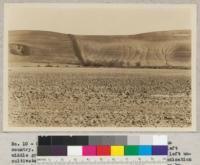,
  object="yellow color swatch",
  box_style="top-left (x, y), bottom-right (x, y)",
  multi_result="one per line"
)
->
top-left (111, 146), bottom-right (124, 156)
